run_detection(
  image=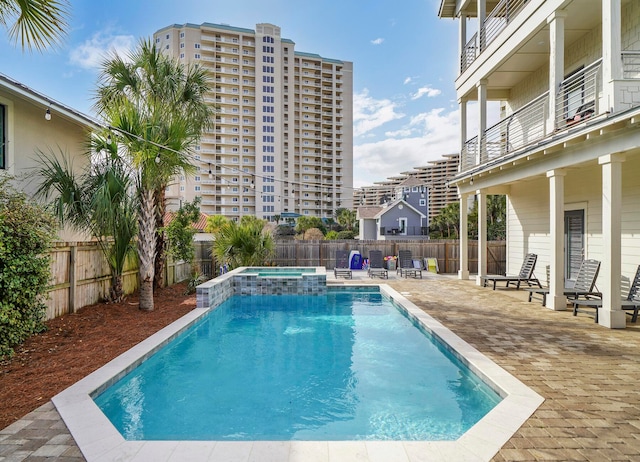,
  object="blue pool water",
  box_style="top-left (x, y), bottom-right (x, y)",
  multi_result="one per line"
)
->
top-left (95, 289), bottom-right (501, 441)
